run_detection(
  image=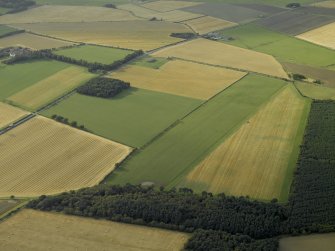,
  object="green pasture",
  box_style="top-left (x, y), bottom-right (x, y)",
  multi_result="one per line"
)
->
top-left (35, 0), bottom-right (139, 6)
top-left (41, 88), bottom-right (202, 148)
top-left (295, 82), bottom-right (335, 100)
top-left (54, 45), bottom-right (133, 65)
top-left (0, 25), bottom-right (16, 37)
top-left (187, 0), bottom-right (322, 7)
top-left (220, 24), bottom-right (335, 67)
top-left (107, 74), bottom-right (287, 187)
